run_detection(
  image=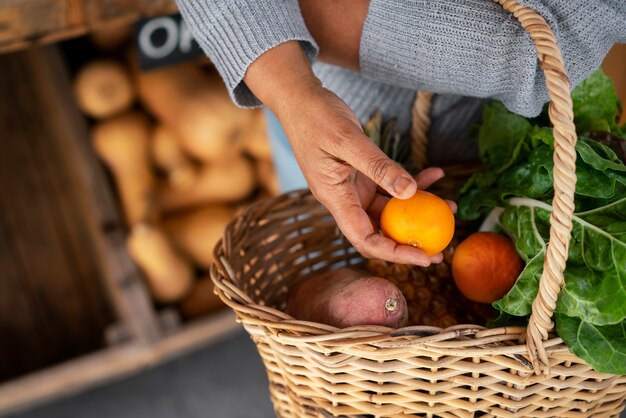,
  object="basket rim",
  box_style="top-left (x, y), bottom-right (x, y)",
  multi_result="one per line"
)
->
top-left (210, 189), bottom-right (578, 372)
